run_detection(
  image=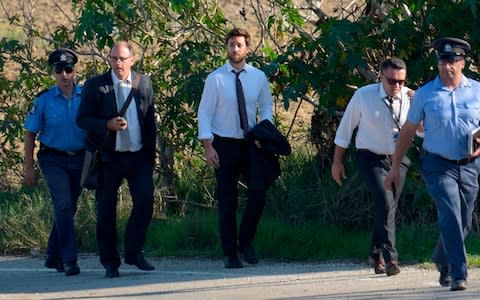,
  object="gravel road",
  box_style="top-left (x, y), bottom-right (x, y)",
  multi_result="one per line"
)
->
top-left (1, 254), bottom-right (479, 299)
